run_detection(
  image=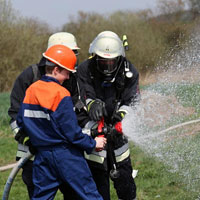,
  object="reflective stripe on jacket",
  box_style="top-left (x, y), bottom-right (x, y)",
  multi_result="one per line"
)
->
top-left (17, 75), bottom-right (95, 153)
top-left (84, 140), bottom-right (130, 170)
